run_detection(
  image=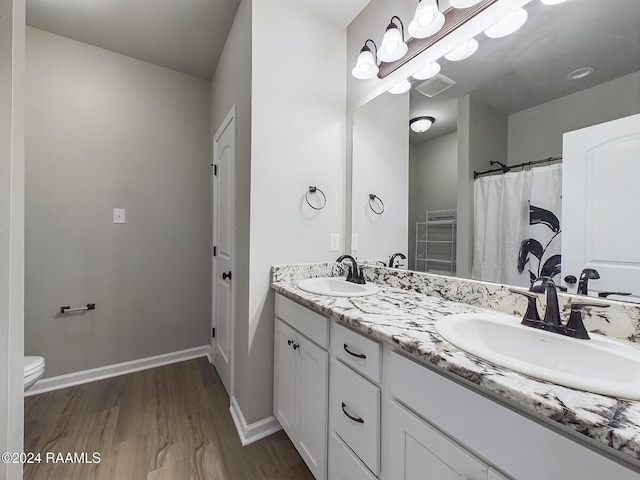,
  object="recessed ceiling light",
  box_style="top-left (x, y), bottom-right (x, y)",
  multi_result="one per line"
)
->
top-left (410, 116), bottom-right (436, 133)
top-left (388, 79), bottom-right (412, 94)
top-left (566, 67), bottom-right (595, 80)
top-left (484, 9), bottom-right (528, 38)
